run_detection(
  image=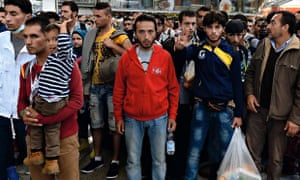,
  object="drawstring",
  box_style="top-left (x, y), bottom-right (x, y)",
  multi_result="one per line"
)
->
top-left (10, 114), bottom-right (16, 140)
